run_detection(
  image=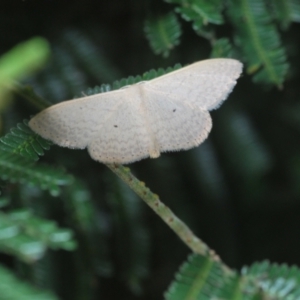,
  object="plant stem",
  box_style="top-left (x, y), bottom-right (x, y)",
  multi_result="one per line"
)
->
top-left (106, 163), bottom-right (227, 267)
